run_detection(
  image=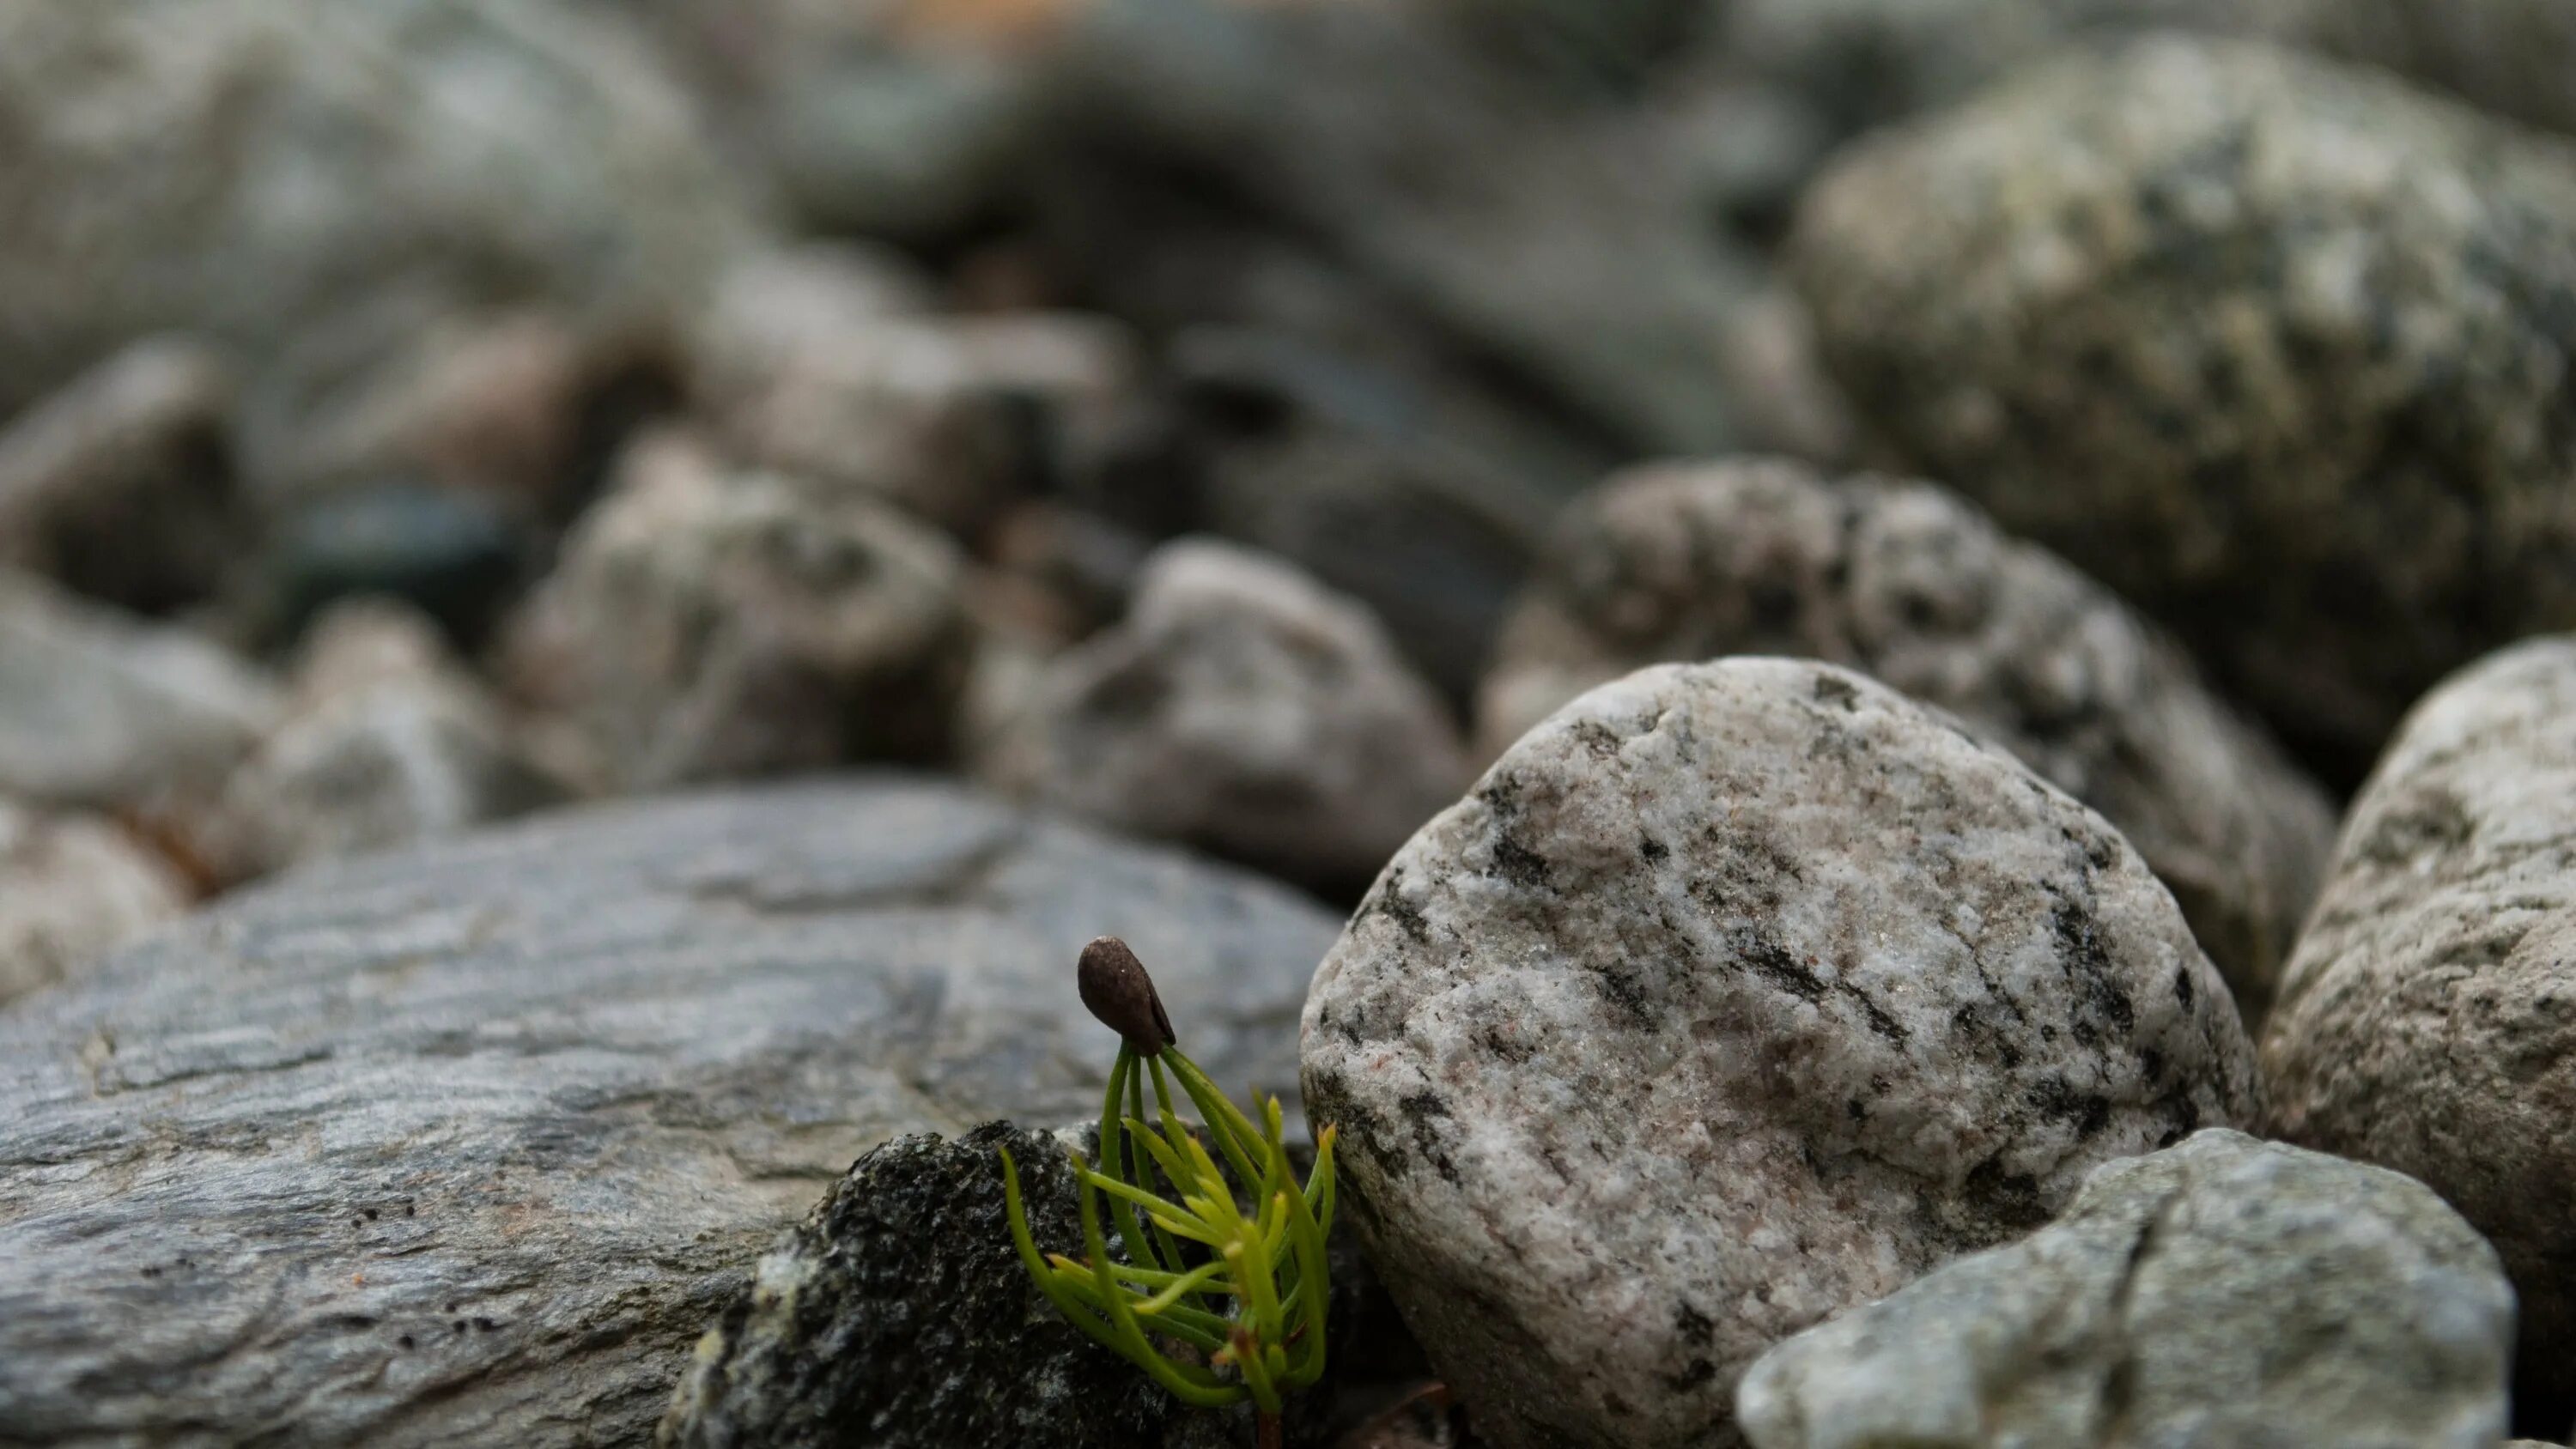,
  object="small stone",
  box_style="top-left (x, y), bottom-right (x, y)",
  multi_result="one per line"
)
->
top-left (0, 336), bottom-right (240, 615)
top-left (0, 569), bottom-right (276, 818)
top-left (975, 538), bottom-right (1473, 896)
top-left (1735, 1130), bottom-right (2517, 1449)
top-left (2263, 635), bottom-right (2576, 1413)
top-left (1479, 458), bottom-right (2336, 1020)
top-left (691, 246), bottom-right (1135, 537)
top-left (207, 600), bottom-right (566, 880)
top-left (264, 480), bottom-right (524, 648)
top-left (1790, 37), bottom-right (2576, 779)
top-left (0, 800), bottom-right (186, 1005)
top-left (499, 430), bottom-right (969, 791)
top-left (1302, 658), bottom-right (2258, 1449)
